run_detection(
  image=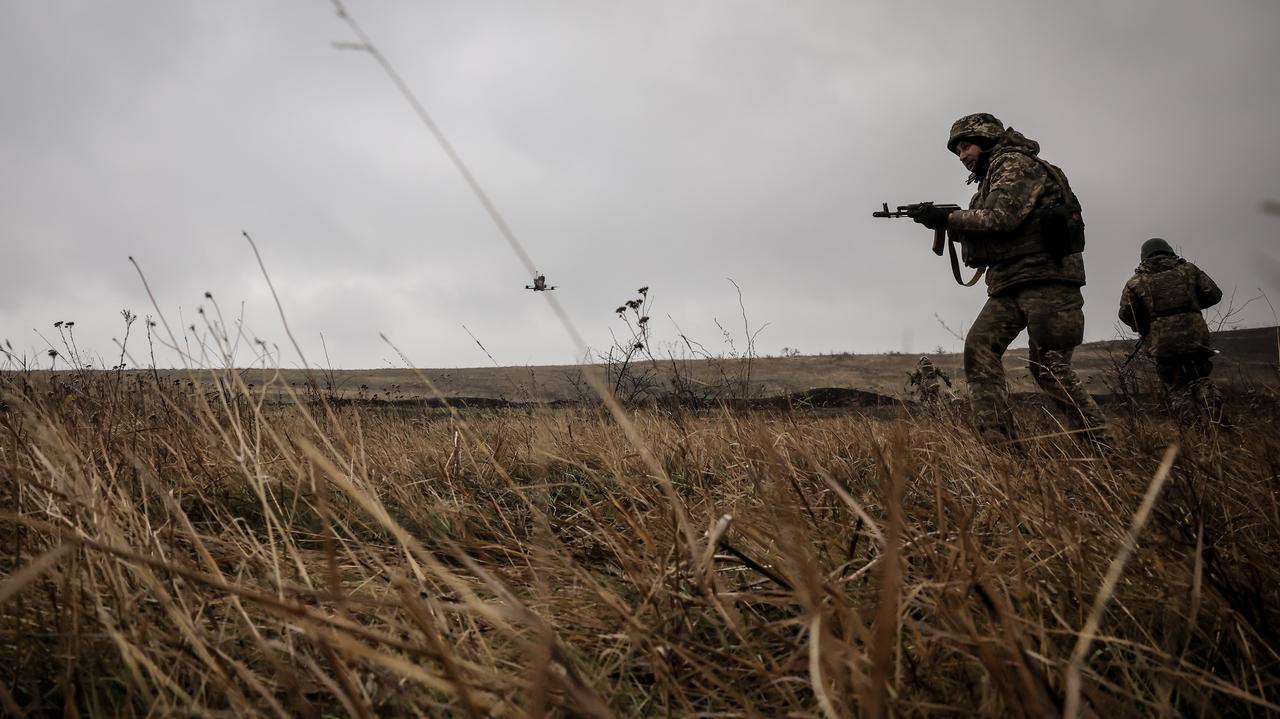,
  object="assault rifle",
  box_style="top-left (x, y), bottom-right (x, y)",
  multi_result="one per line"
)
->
top-left (873, 202), bottom-right (981, 286)
top-left (873, 202), bottom-right (960, 255)
top-left (1121, 336), bottom-right (1146, 368)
